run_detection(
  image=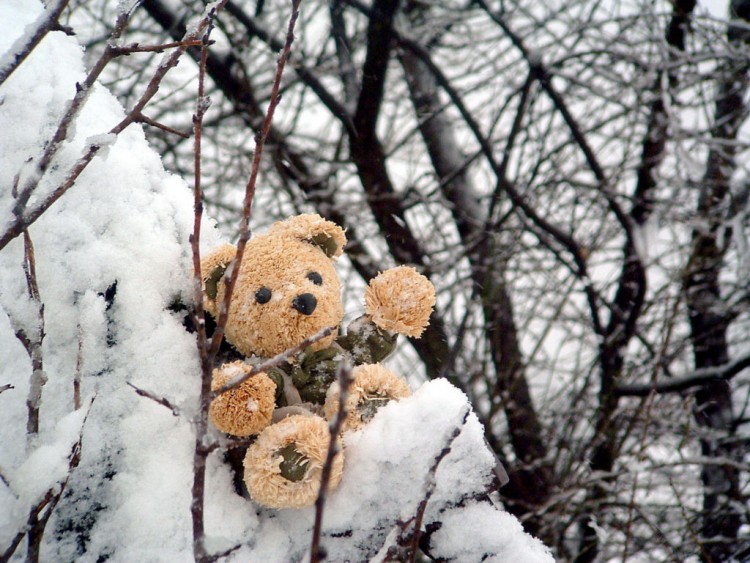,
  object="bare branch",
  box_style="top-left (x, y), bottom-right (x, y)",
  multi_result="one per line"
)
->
top-left (0, 384), bottom-right (13, 395)
top-left (616, 353), bottom-right (750, 397)
top-left (352, 0), bottom-right (400, 142)
top-left (126, 382), bottom-right (180, 416)
top-left (135, 113), bottom-right (192, 139)
top-left (188, 8), bottom-right (224, 561)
